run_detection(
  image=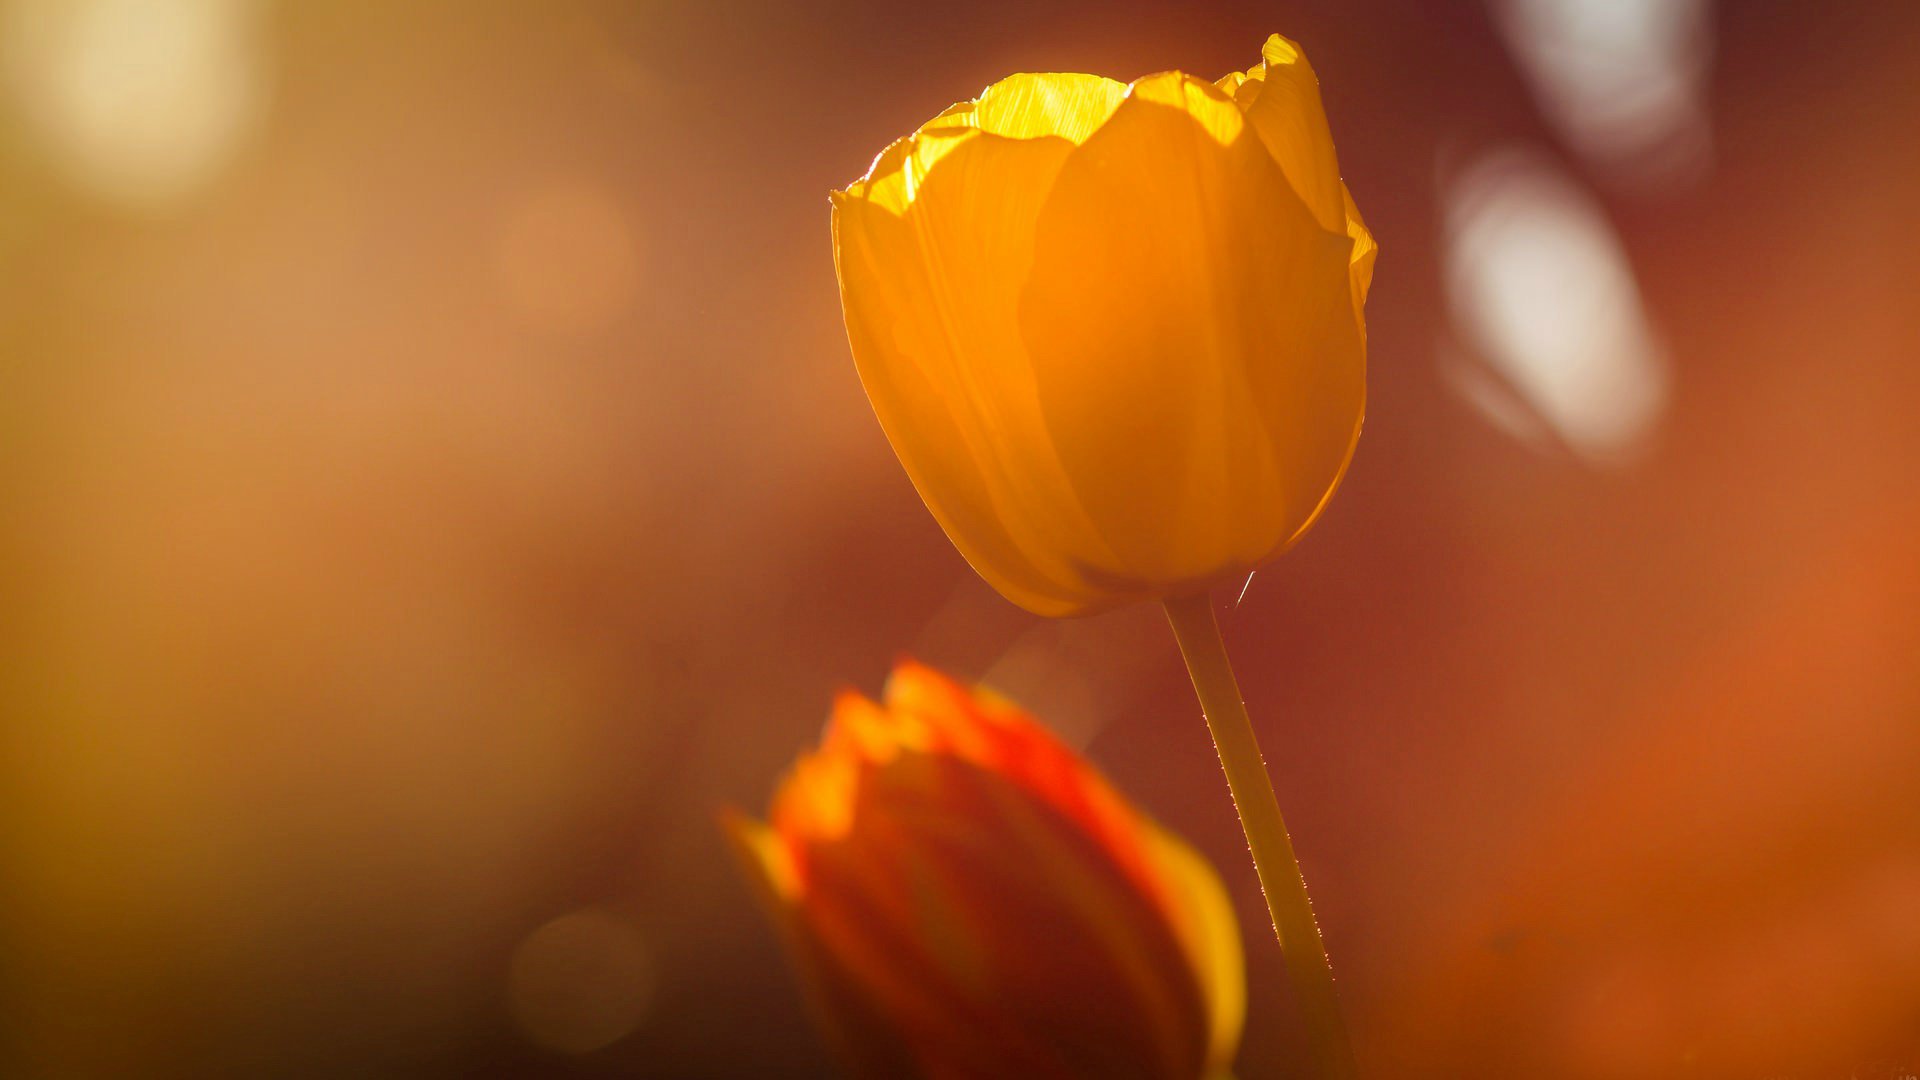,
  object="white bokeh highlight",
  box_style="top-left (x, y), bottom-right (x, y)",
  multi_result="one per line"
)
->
top-left (1491, 0), bottom-right (1715, 190)
top-left (3, 0), bottom-right (268, 208)
top-left (1442, 147), bottom-right (1670, 466)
